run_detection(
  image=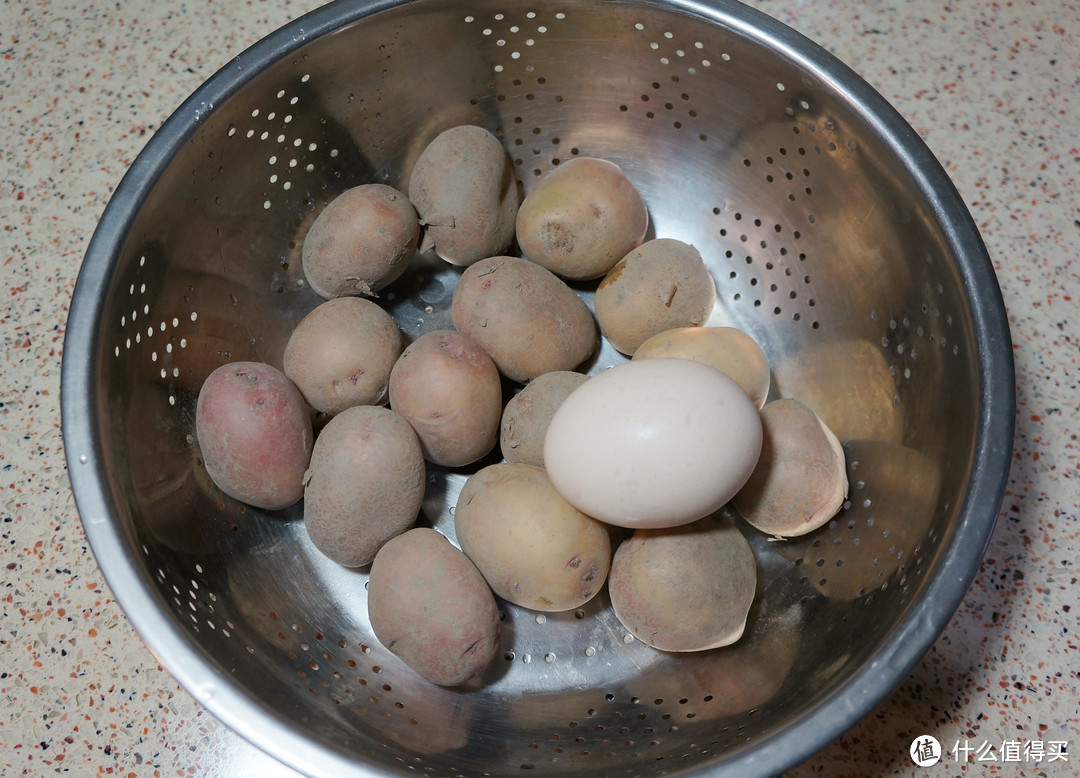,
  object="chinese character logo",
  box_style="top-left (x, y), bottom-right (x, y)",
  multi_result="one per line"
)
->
top-left (911, 735), bottom-right (943, 767)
